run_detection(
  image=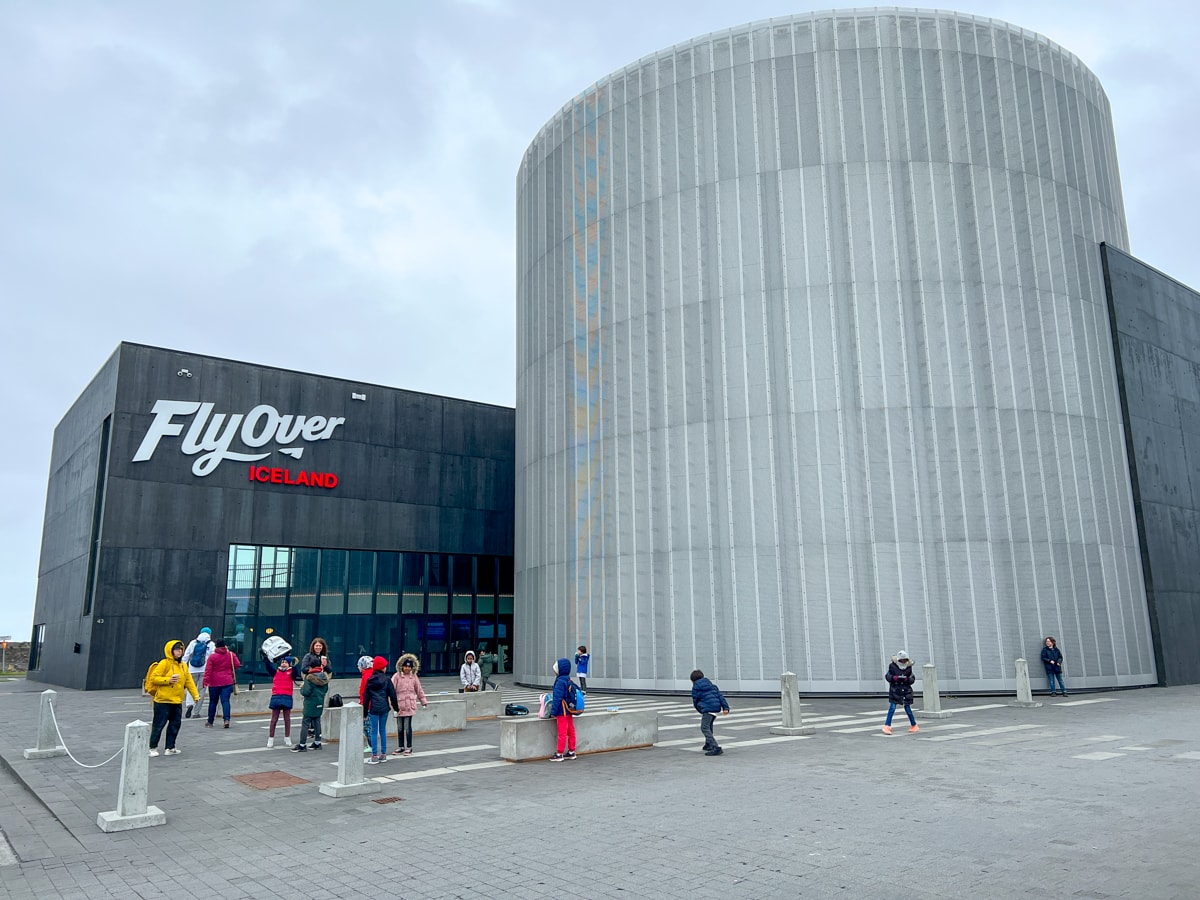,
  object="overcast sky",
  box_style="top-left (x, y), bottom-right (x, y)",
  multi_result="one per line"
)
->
top-left (2, 1), bottom-right (1197, 639)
